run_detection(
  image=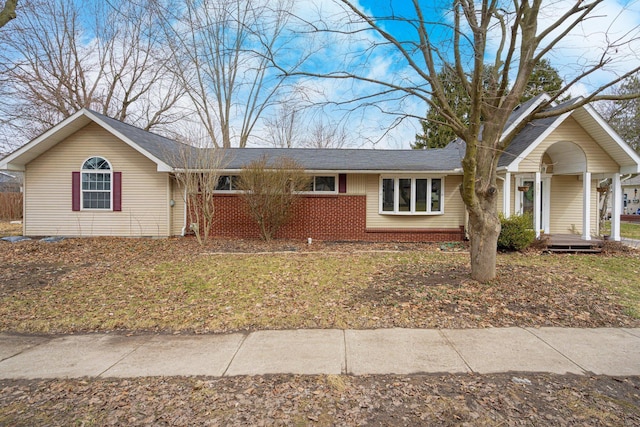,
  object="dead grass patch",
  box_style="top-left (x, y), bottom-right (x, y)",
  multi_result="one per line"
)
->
top-left (0, 237), bottom-right (638, 333)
